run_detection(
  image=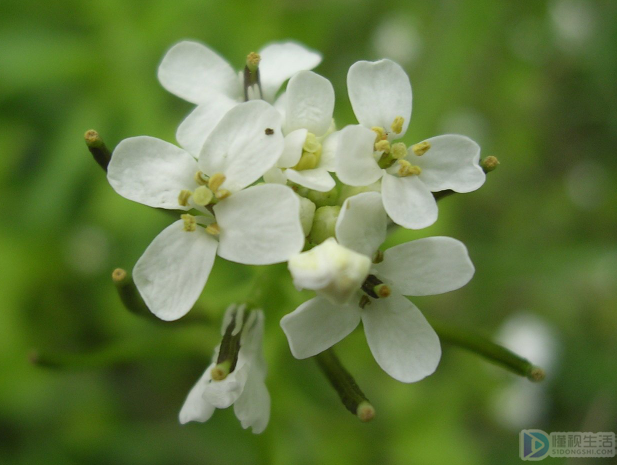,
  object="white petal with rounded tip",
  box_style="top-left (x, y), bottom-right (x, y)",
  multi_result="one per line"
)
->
top-left (176, 95), bottom-right (238, 155)
top-left (107, 136), bottom-right (198, 210)
top-left (199, 100), bottom-right (284, 192)
top-left (335, 125), bottom-right (383, 186)
top-left (258, 42), bottom-right (322, 101)
top-left (202, 363), bottom-right (250, 409)
top-left (285, 168), bottom-right (335, 192)
top-left (336, 192), bottom-right (387, 258)
top-left (214, 184), bottom-right (304, 265)
top-left (278, 128), bottom-right (307, 168)
top-left (362, 294), bottom-right (441, 383)
top-left (234, 370), bottom-right (271, 434)
top-left (158, 41), bottom-right (240, 104)
top-left (179, 366), bottom-right (216, 424)
top-left (347, 59), bottom-right (412, 135)
top-left (414, 135), bottom-right (485, 193)
top-left (319, 131), bottom-right (338, 171)
top-left (285, 71), bottom-right (334, 136)
top-left (262, 166), bottom-right (287, 185)
top-left (374, 237), bottom-right (475, 296)
top-left (280, 296), bottom-right (362, 359)
top-left (133, 221), bottom-right (218, 321)
top-left (381, 173), bottom-right (438, 229)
